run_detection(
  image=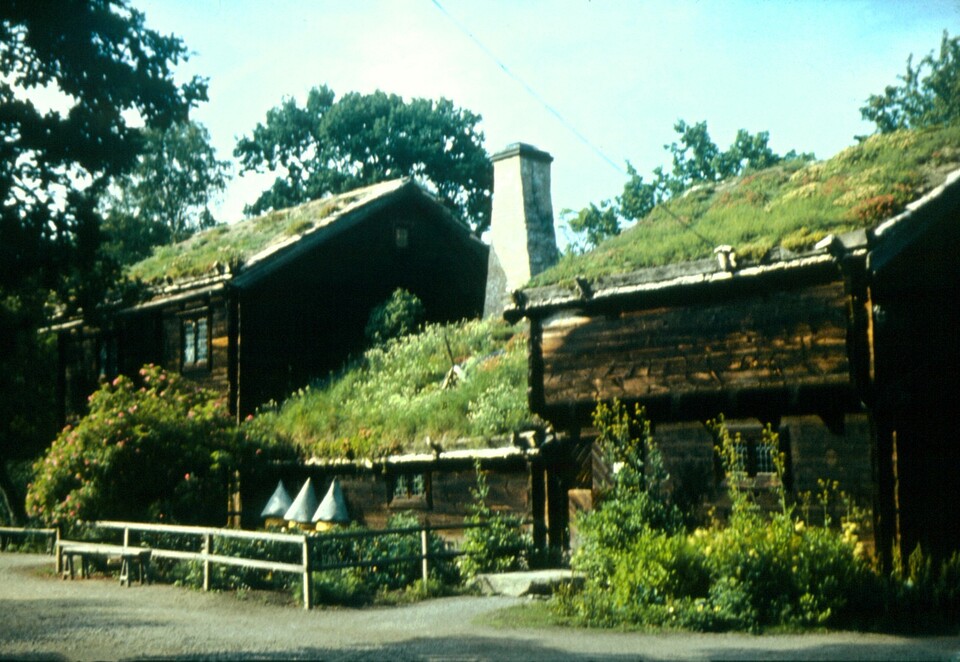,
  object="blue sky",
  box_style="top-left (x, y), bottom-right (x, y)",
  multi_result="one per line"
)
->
top-left (132, 0), bottom-right (959, 233)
